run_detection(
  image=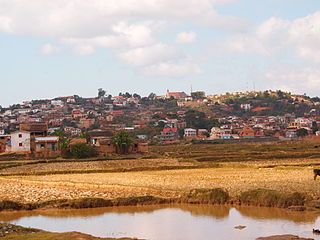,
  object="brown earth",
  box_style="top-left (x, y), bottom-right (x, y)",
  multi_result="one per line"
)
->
top-left (256, 235), bottom-right (314, 240)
